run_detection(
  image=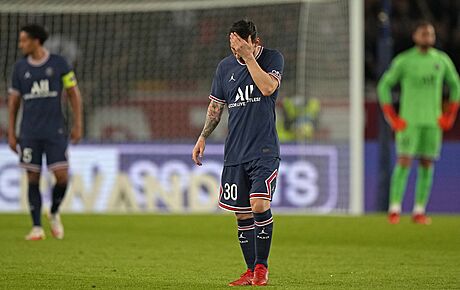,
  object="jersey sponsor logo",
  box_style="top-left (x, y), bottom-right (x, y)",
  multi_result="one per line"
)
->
top-left (235, 85), bottom-right (254, 102)
top-left (229, 84), bottom-right (261, 108)
top-left (229, 73), bottom-right (236, 82)
top-left (24, 79), bottom-right (58, 100)
top-left (24, 71), bottom-right (32, 79)
top-left (421, 74), bottom-right (436, 86)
